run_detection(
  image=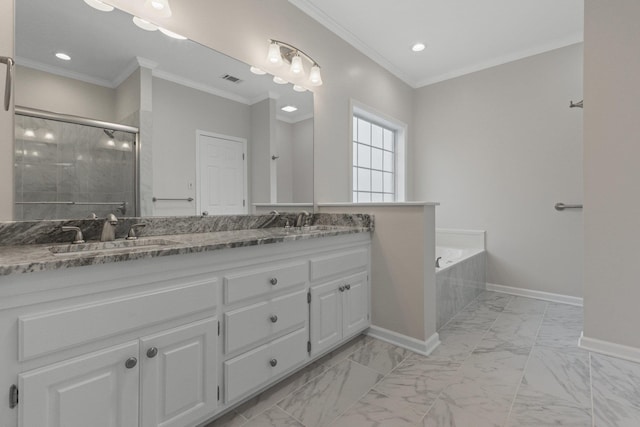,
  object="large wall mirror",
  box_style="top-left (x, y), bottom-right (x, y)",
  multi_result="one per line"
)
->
top-left (13, 0), bottom-right (313, 221)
